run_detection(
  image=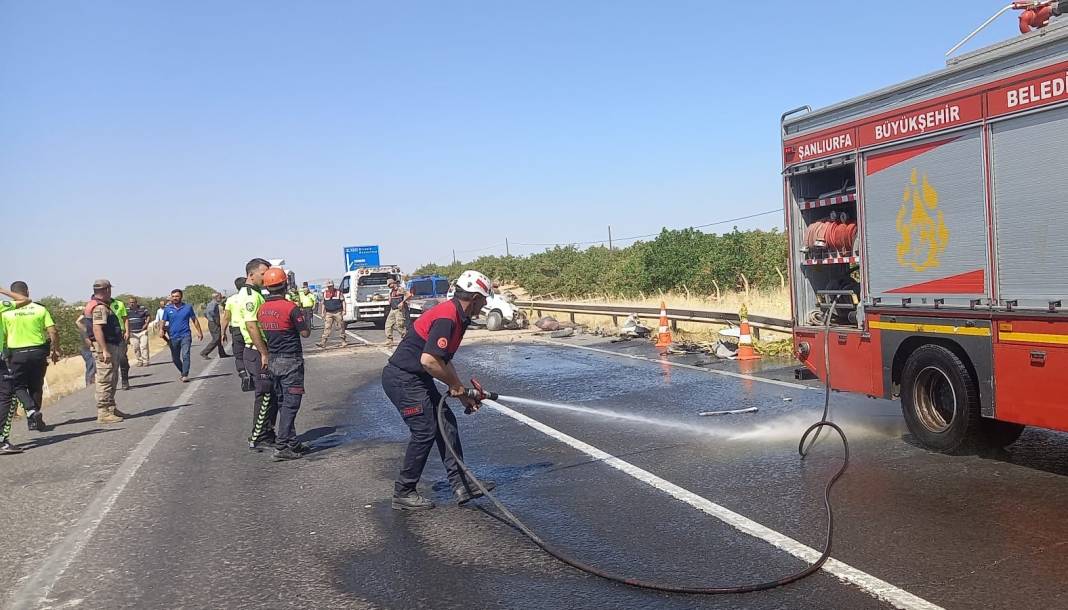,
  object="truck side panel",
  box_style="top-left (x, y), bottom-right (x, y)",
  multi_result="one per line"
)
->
top-left (994, 318), bottom-right (1068, 429)
top-left (991, 104), bottom-right (1068, 306)
top-left (861, 130), bottom-right (991, 307)
top-left (794, 327), bottom-right (883, 397)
